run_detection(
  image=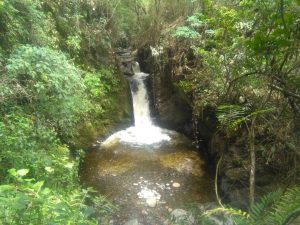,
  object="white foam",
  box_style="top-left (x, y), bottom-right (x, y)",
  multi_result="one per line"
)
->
top-left (102, 125), bottom-right (171, 146)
